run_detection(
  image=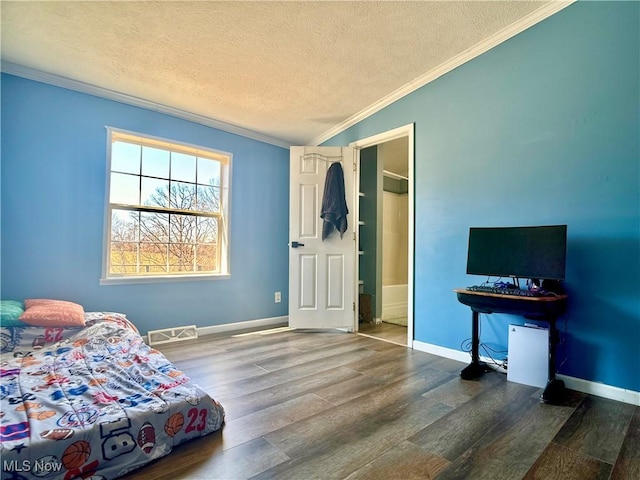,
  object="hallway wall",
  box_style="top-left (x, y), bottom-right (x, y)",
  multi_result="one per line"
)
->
top-left (382, 191), bottom-right (408, 286)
